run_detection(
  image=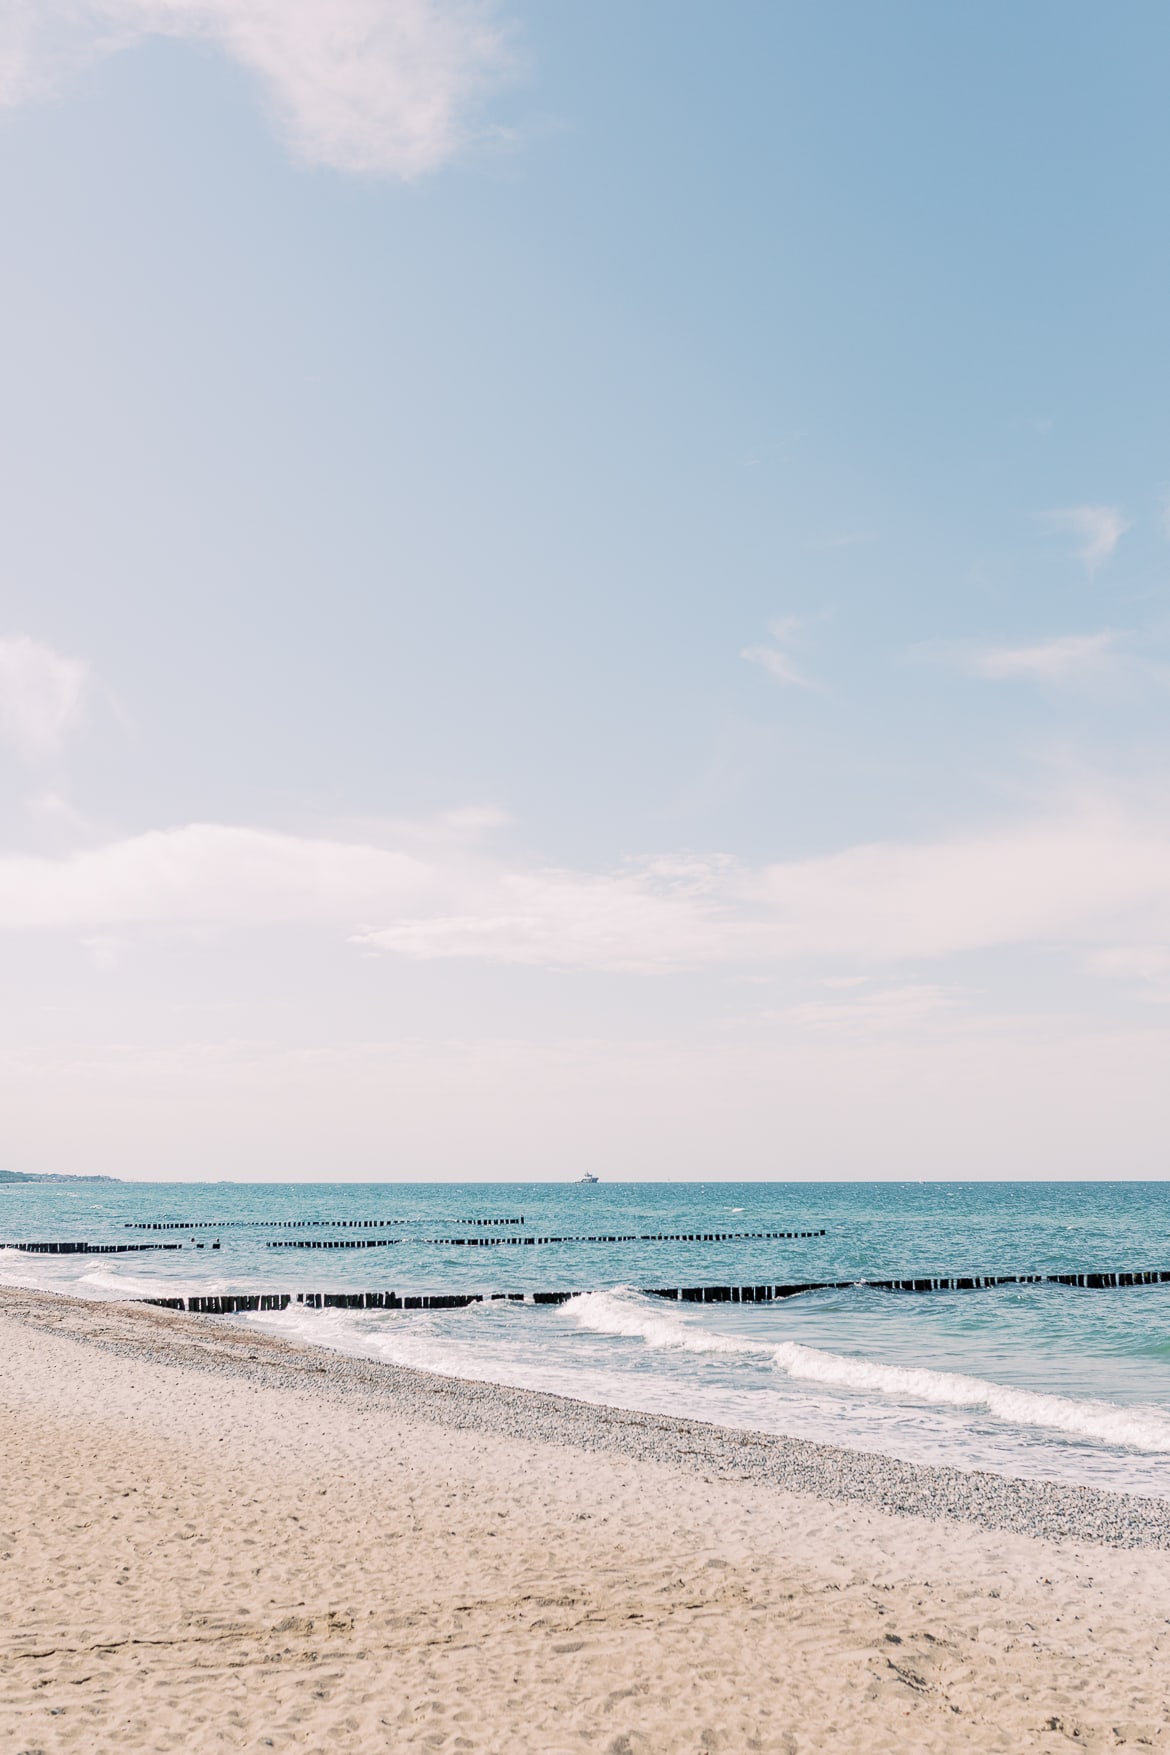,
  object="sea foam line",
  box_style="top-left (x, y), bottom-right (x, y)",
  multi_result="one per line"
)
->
top-left (566, 1290), bottom-right (1170, 1455)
